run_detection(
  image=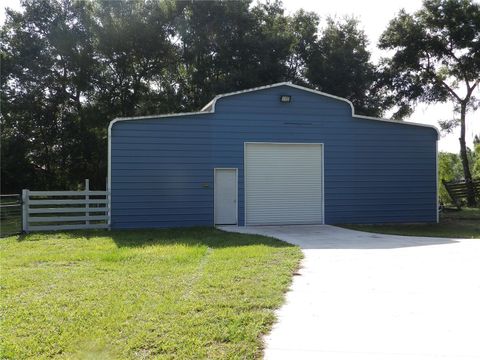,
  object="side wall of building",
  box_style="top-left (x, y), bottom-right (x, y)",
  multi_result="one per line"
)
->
top-left (110, 85), bottom-right (437, 228)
